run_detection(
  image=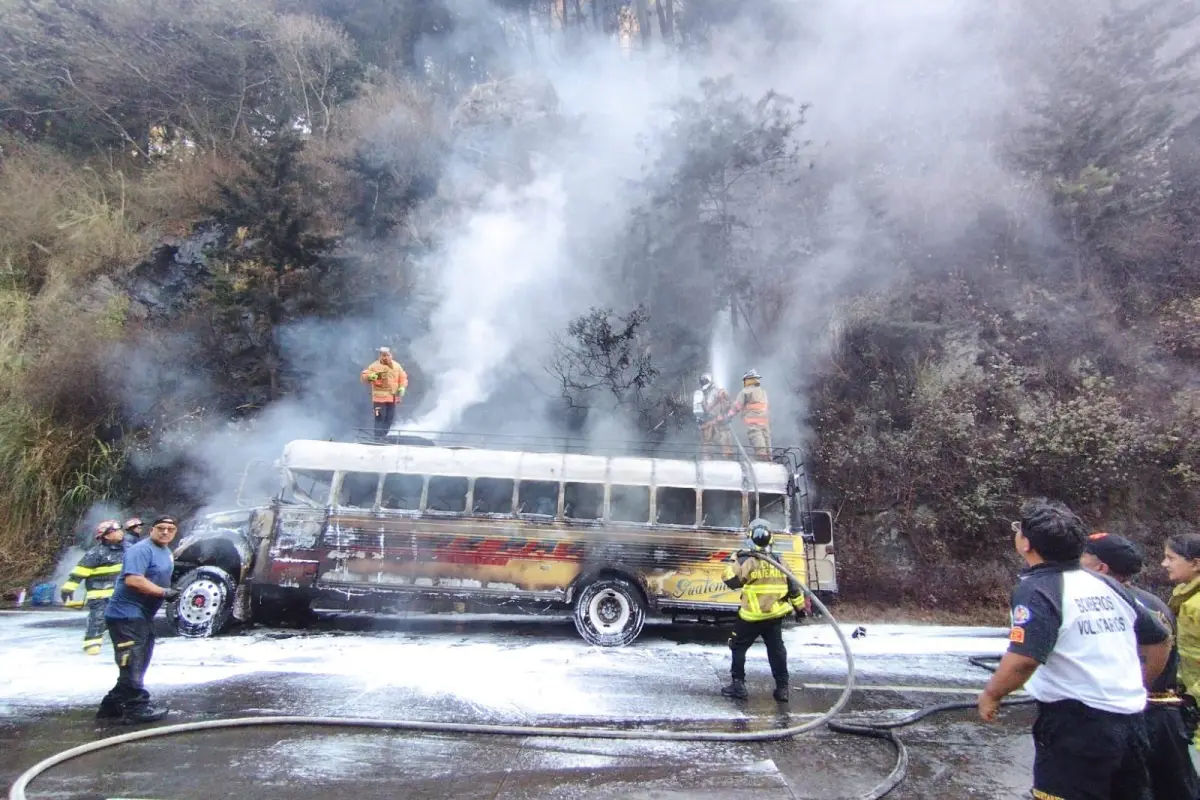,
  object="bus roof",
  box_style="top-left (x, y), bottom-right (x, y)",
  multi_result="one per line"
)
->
top-left (280, 439), bottom-right (791, 495)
